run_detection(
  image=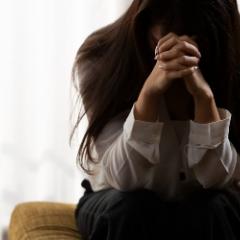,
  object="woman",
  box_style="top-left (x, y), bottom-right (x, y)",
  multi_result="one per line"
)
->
top-left (71, 0), bottom-right (240, 239)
